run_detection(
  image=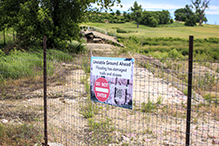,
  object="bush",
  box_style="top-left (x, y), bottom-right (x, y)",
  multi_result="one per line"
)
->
top-left (149, 17), bottom-right (159, 27)
top-left (185, 15), bottom-right (197, 26)
top-left (116, 28), bottom-right (127, 33)
top-left (66, 41), bottom-right (86, 54)
top-left (168, 48), bottom-right (184, 59)
top-left (170, 19), bottom-right (174, 23)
